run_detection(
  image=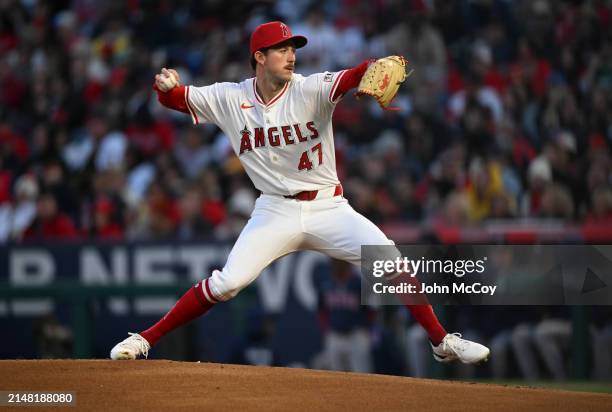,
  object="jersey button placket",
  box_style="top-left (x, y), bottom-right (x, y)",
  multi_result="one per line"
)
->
top-left (263, 106), bottom-right (284, 188)
top-left (264, 109), bottom-right (274, 161)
